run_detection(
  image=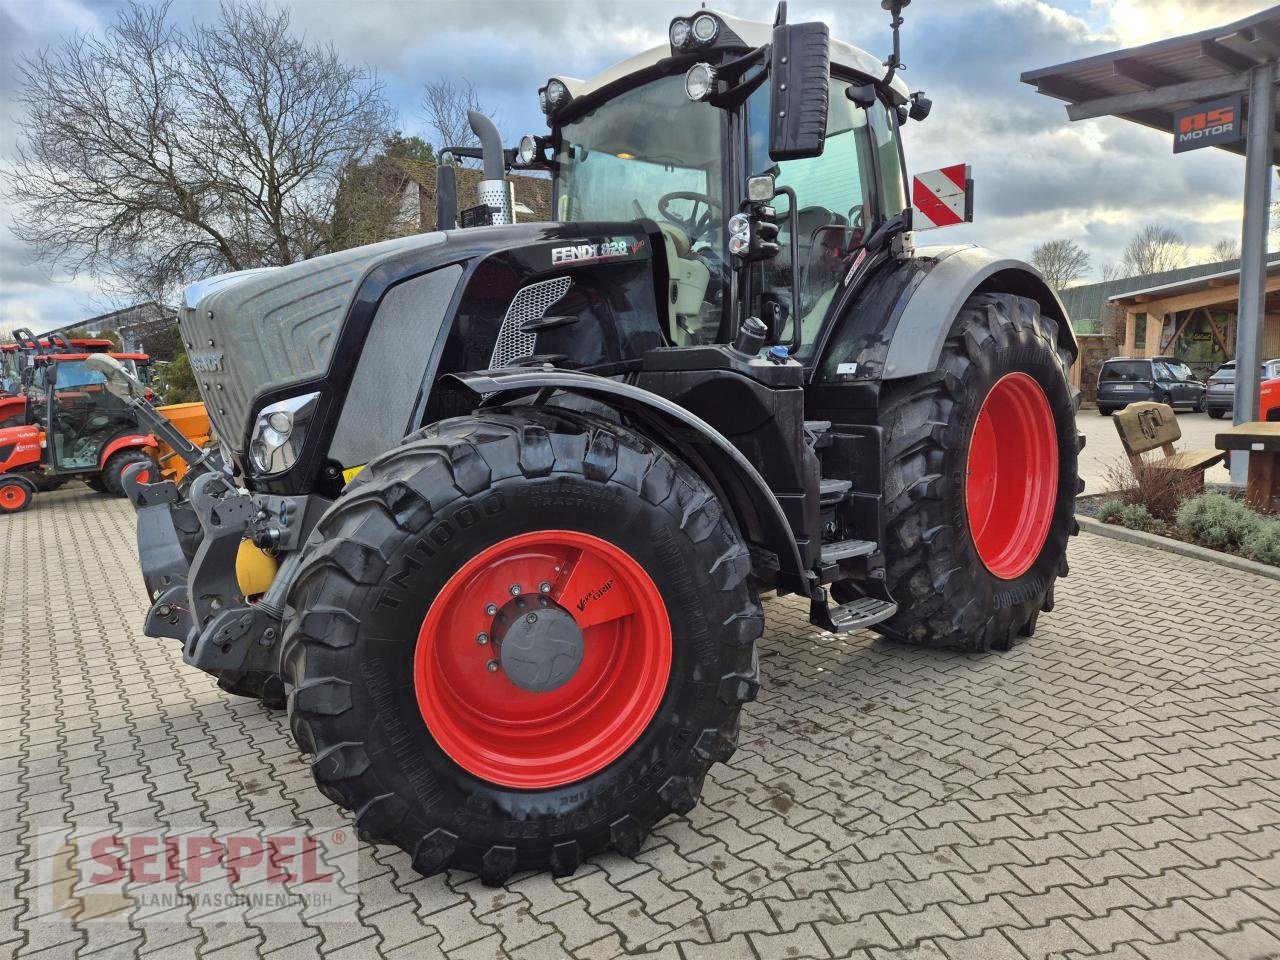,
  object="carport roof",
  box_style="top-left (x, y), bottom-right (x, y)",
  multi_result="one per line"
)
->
top-left (1108, 259), bottom-right (1279, 304)
top-left (1021, 5), bottom-right (1280, 165)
